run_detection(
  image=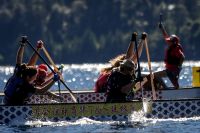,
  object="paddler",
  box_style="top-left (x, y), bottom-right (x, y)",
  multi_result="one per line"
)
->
top-left (3, 37), bottom-right (61, 105)
top-left (154, 21), bottom-right (185, 89)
